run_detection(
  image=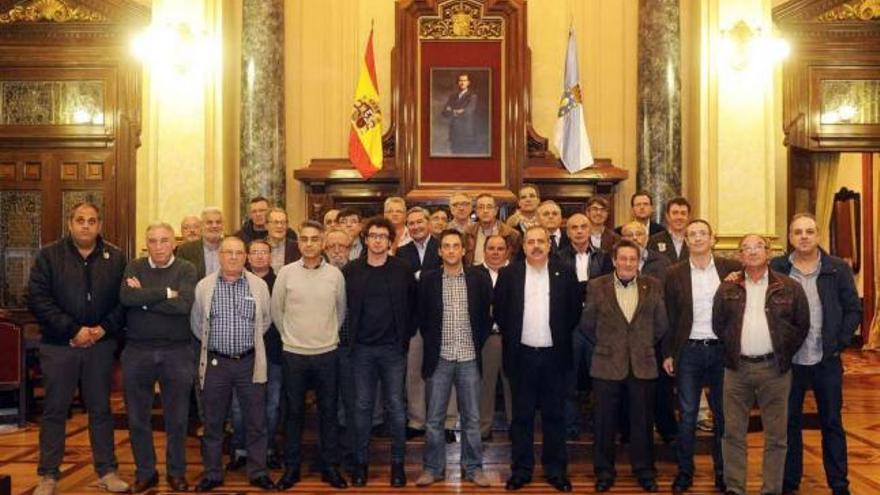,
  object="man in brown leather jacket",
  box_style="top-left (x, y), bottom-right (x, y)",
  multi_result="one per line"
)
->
top-left (581, 239), bottom-right (668, 493)
top-left (712, 234), bottom-right (809, 495)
